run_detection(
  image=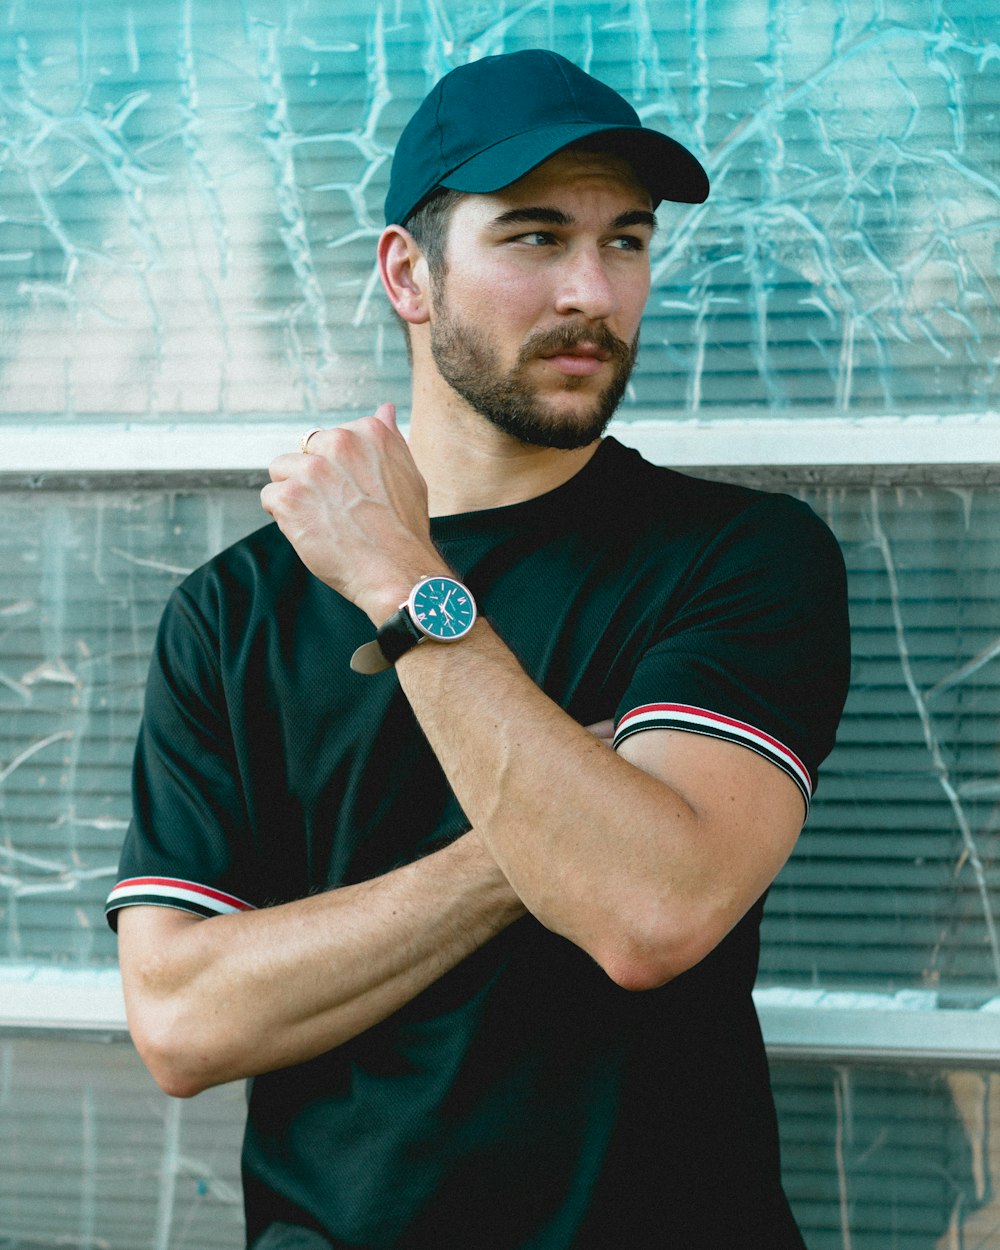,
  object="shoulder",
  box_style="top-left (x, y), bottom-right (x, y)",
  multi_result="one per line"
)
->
top-left (154, 522), bottom-right (309, 665)
top-left (599, 436), bottom-right (770, 522)
top-left (171, 521), bottom-right (300, 619)
top-left (600, 437), bottom-right (844, 572)
top-left (721, 490), bottom-right (847, 594)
